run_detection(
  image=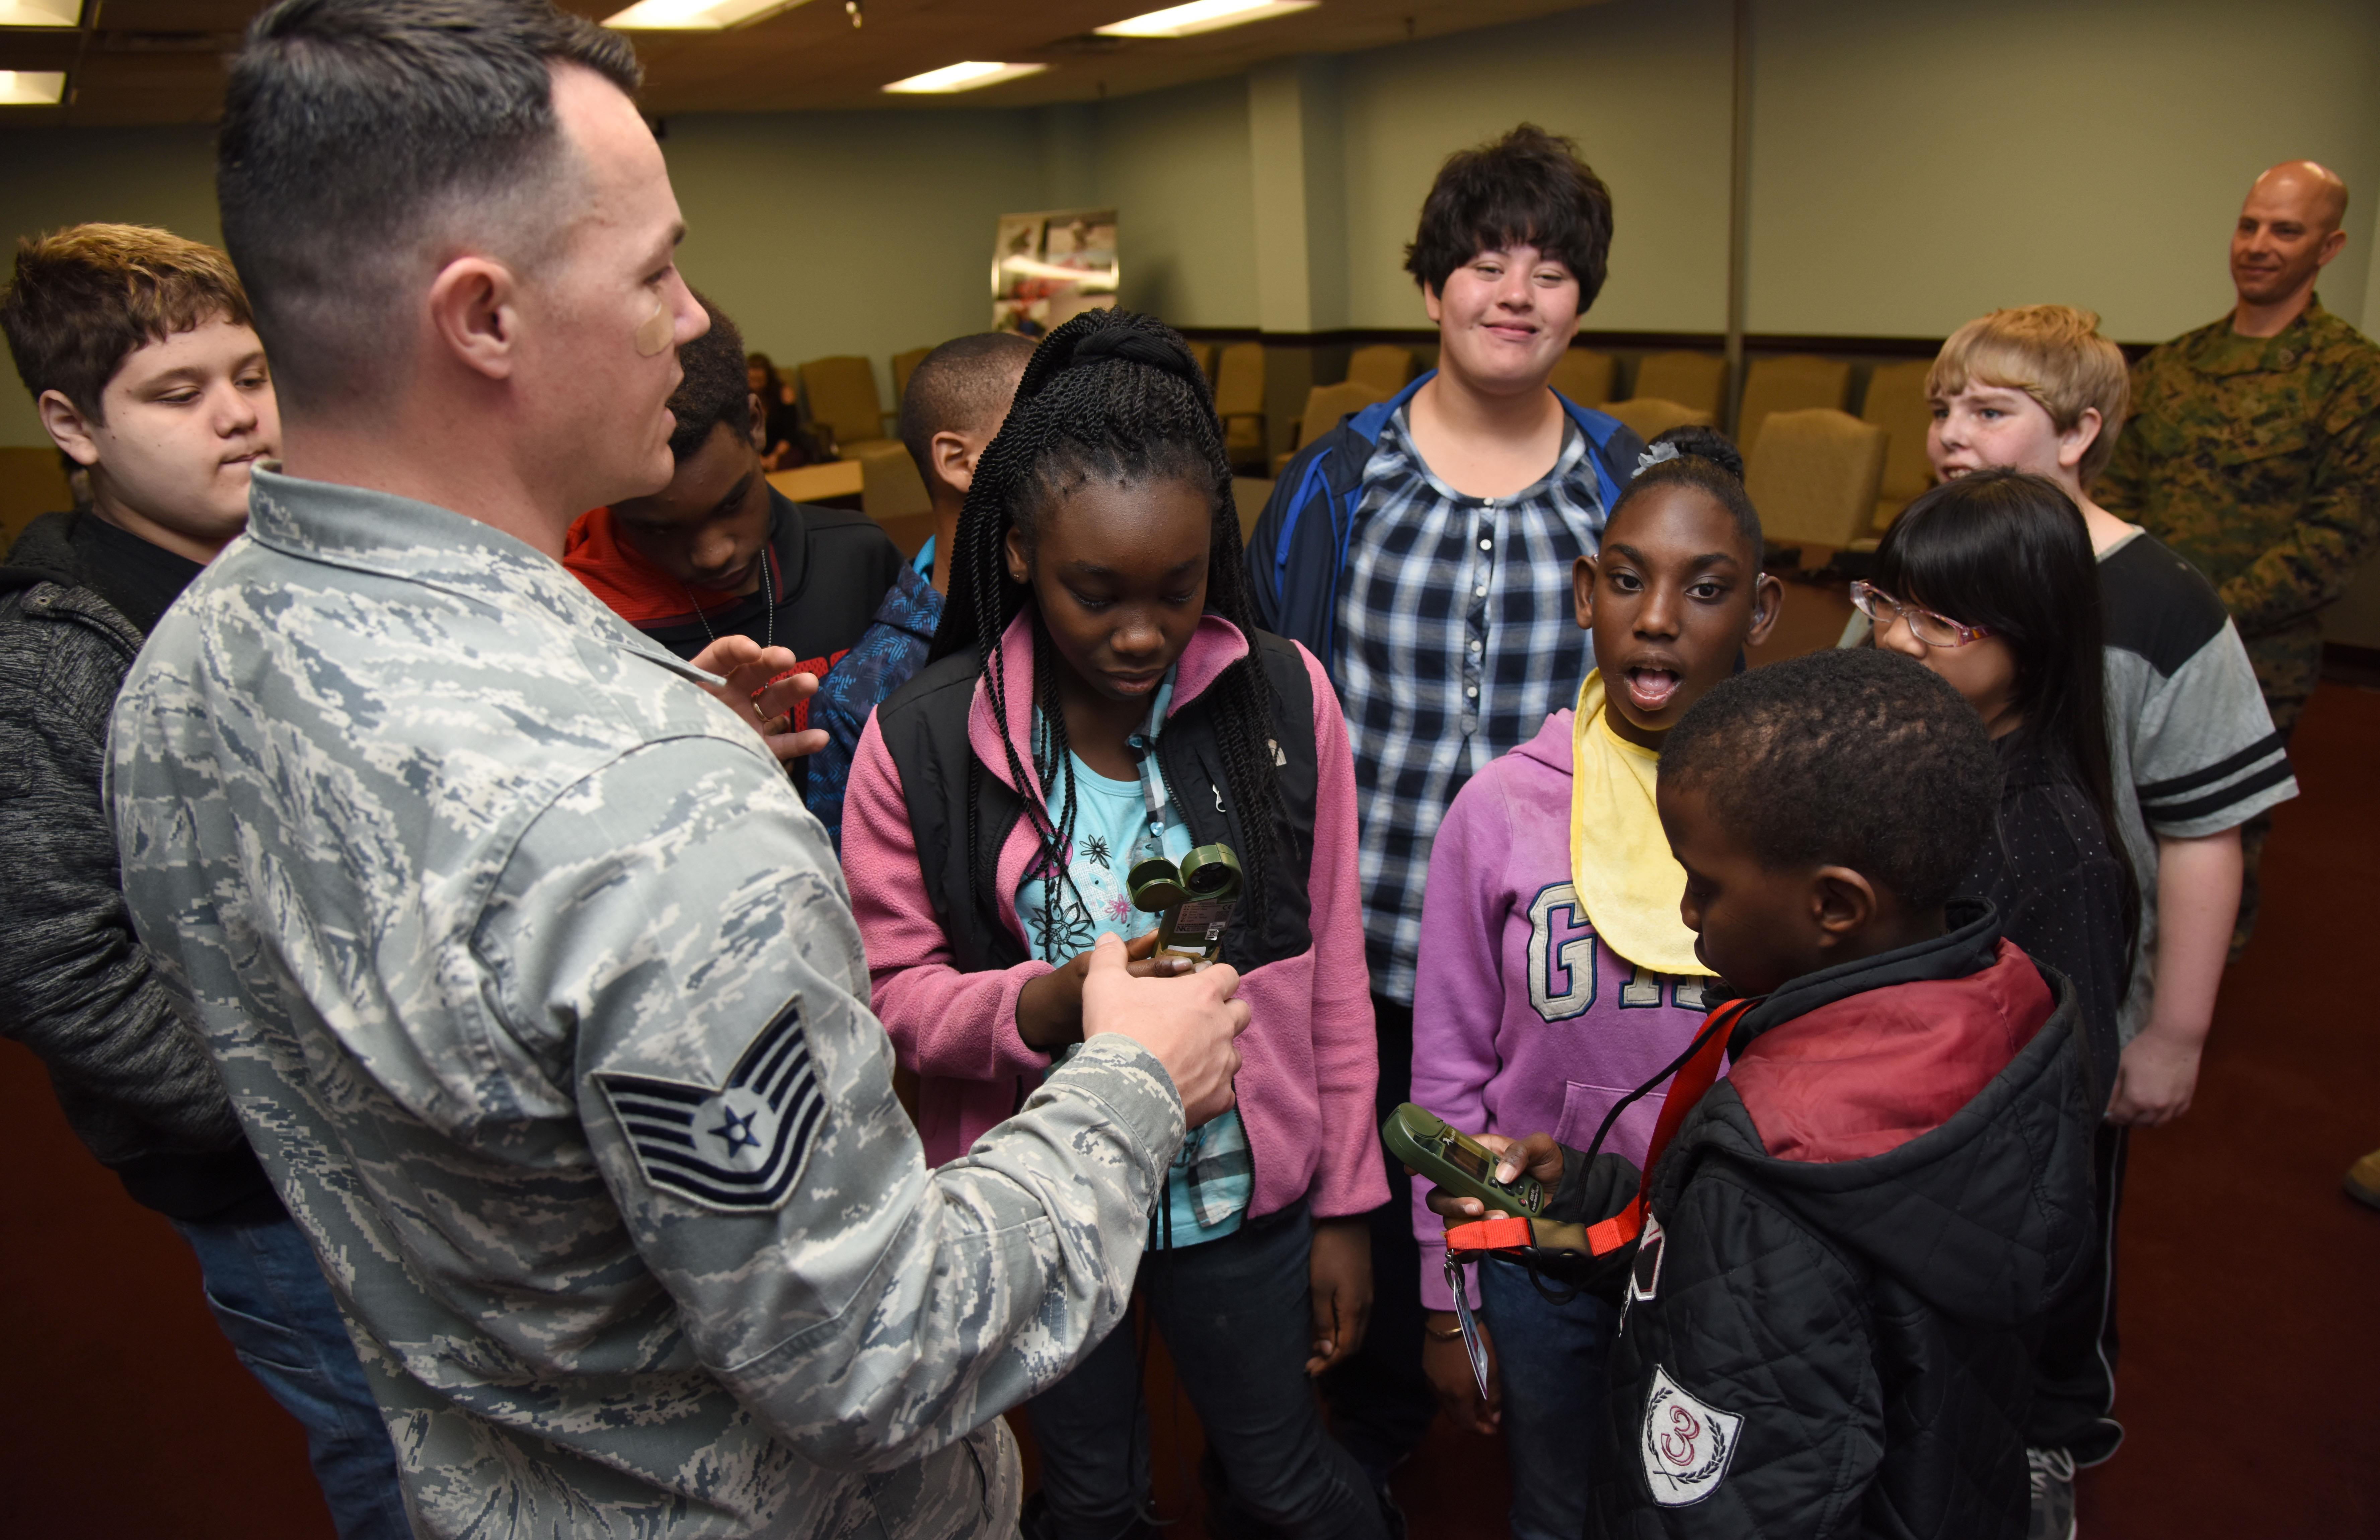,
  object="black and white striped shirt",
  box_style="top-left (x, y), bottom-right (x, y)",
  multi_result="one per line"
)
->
top-left (2099, 529), bottom-right (2297, 1042)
